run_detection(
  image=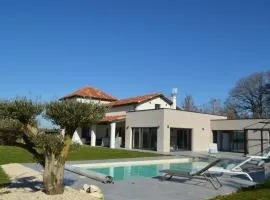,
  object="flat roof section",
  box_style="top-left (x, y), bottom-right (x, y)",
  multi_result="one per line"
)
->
top-left (211, 119), bottom-right (270, 131)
